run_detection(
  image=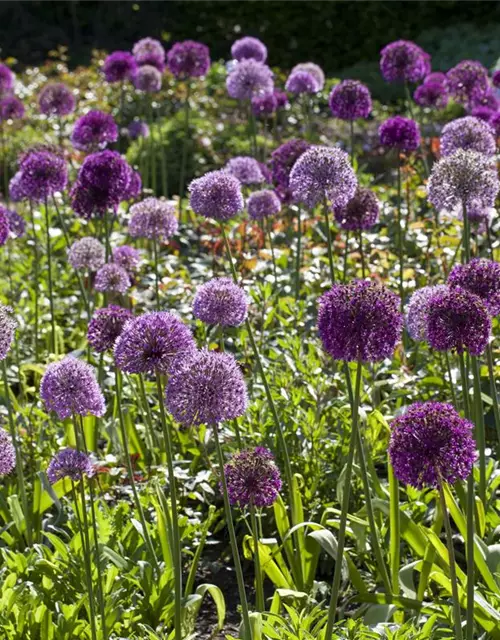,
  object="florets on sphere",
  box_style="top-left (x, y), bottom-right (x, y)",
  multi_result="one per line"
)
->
top-left (129, 197), bottom-right (178, 239)
top-left (471, 106), bottom-right (495, 123)
top-left (446, 60), bottom-right (490, 106)
top-left (0, 429), bottom-right (15, 476)
top-left (226, 59), bottom-right (274, 100)
top-left (94, 263), bottom-right (131, 294)
top-left (440, 116), bottom-right (496, 157)
top-left (413, 81), bottom-right (449, 109)
top-left (380, 40), bottom-right (430, 83)
top-left (189, 170), bottom-right (244, 221)
top-left (379, 116), bottom-right (420, 152)
top-left (271, 139), bottom-right (310, 203)
top-left (0, 96), bottom-right (24, 121)
top-left (87, 305), bottom-right (134, 353)
top-left (0, 207), bottom-right (9, 246)
top-left (274, 89), bottom-right (289, 108)
top-left (425, 72), bottom-right (447, 86)
top-left (19, 149), bottom-right (68, 202)
top-left (329, 80), bottom-right (372, 120)
top-left (68, 237), bottom-right (105, 272)
top-left (133, 37), bottom-right (165, 71)
top-left (405, 285), bottom-right (448, 341)
top-left (285, 71), bottom-right (319, 94)
top-left (9, 171), bottom-right (27, 202)
top-left (167, 40), bottom-right (210, 78)
top-left (38, 83), bottom-right (75, 116)
top-left (193, 278), bottom-right (249, 327)
top-left (447, 258), bottom-right (500, 316)
top-left (0, 64), bottom-right (14, 96)
top-left (224, 447), bottom-right (282, 508)
top-left (103, 51), bottom-right (137, 83)
top-left (133, 65), bottom-right (162, 93)
top-left (226, 156), bottom-right (264, 185)
top-left (291, 63), bottom-right (325, 91)
top-left (127, 119), bottom-right (150, 140)
top-left (251, 92), bottom-right (278, 116)
top-left (247, 189), bottom-right (281, 220)
top-left (122, 168), bottom-right (142, 202)
top-left (71, 110), bottom-right (118, 152)
top-left (47, 448), bottom-right (94, 484)
top-left (333, 187), bottom-right (379, 231)
top-left (470, 90), bottom-right (498, 111)
top-left (112, 245), bottom-right (141, 272)
top-left (231, 37), bottom-right (267, 63)
top-left (0, 305), bottom-right (16, 361)
top-left (5, 208), bottom-right (25, 239)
